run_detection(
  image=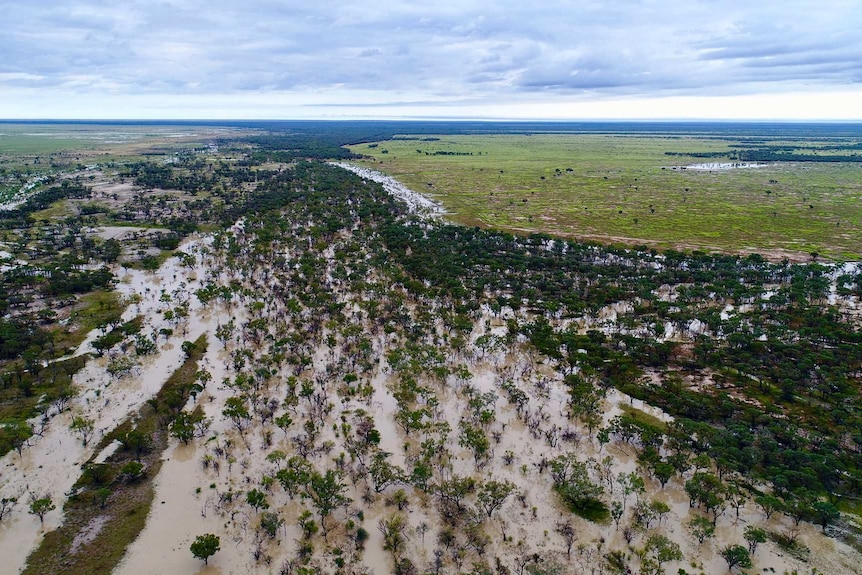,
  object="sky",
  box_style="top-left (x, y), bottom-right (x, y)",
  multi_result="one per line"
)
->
top-left (1, 1), bottom-right (861, 121)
